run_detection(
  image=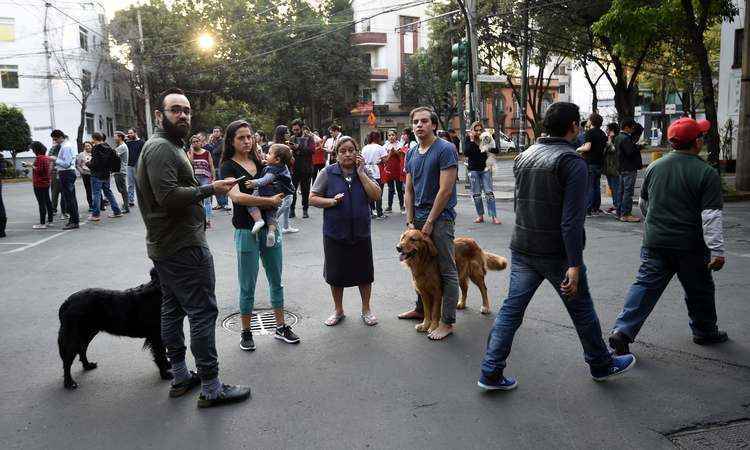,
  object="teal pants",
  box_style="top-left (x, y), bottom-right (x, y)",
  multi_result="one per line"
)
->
top-left (235, 228), bottom-right (284, 314)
